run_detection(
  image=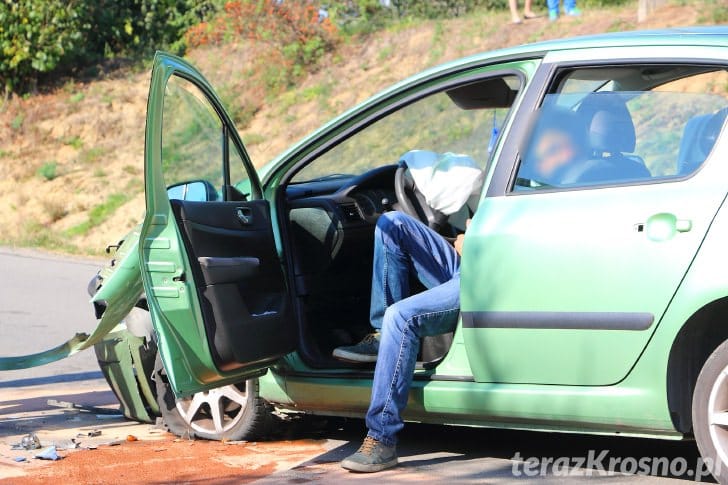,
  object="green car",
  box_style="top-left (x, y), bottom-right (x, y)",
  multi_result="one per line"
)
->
top-left (23, 26), bottom-right (728, 480)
